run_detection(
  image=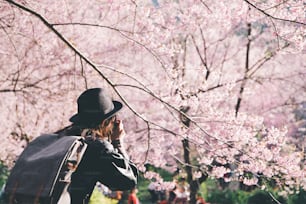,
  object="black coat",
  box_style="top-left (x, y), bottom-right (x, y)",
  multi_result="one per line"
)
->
top-left (69, 137), bottom-right (138, 204)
